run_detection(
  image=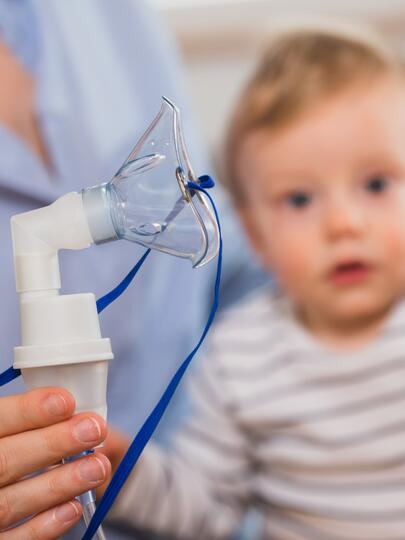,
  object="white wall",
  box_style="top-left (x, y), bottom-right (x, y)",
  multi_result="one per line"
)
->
top-left (151, 0), bottom-right (405, 153)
